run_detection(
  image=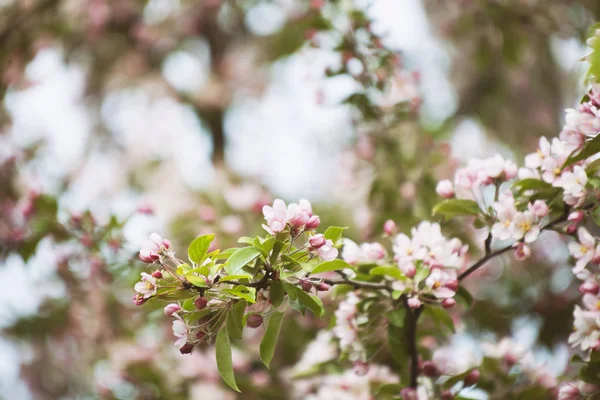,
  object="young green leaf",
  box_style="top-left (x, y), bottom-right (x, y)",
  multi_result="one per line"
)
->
top-left (188, 234), bottom-right (215, 265)
top-left (227, 300), bottom-right (247, 340)
top-left (184, 273), bottom-right (208, 287)
top-left (259, 311), bottom-right (285, 368)
top-left (386, 308), bottom-right (406, 328)
top-left (563, 134), bottom-right (600, 168)
top-left (295, 288), bottom-right (324, 318)
top-left (269, 281), bottom-right (285, 308)
top-left (432, 199), bottom-right (481, 218)
top-left (370, 266), bottom-right (405, 280)
top-left (282, 281), bottom-right (298, 300)
top-left (176, 263), bottom-right (192, 275)
top-left (215, 327), bottom-right (240, 392)
top-left (311, 259), bottom-right (353, 275)
top-left (224, 247), bottom-right (262, 275)
top-left (223, 286), bottom-right (256, 303)
top-left (323, 226), bottom-right (348, 245)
